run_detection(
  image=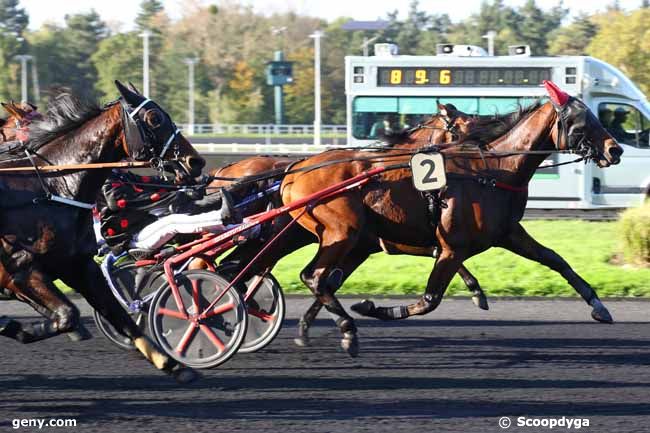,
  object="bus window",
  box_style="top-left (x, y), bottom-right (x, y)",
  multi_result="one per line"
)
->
top-left (598, 103), bottom-right (650, 148)
top-left (352, 96), bottom-right (547, 140)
